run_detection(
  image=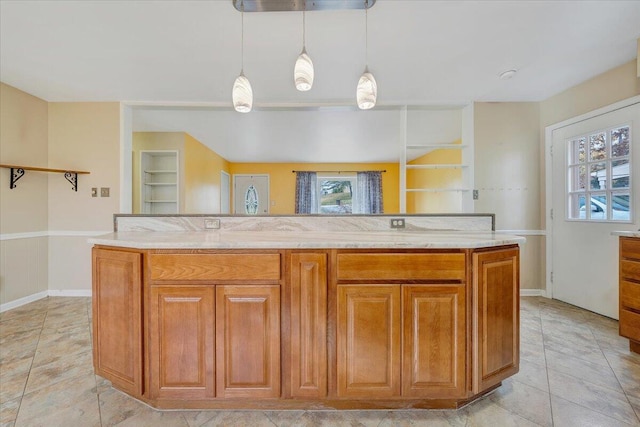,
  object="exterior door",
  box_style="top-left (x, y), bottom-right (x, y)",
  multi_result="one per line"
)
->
top-left (550, 100), bottom-right (640, 318)
top-left (233, 174), bottom-right (269, 214)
